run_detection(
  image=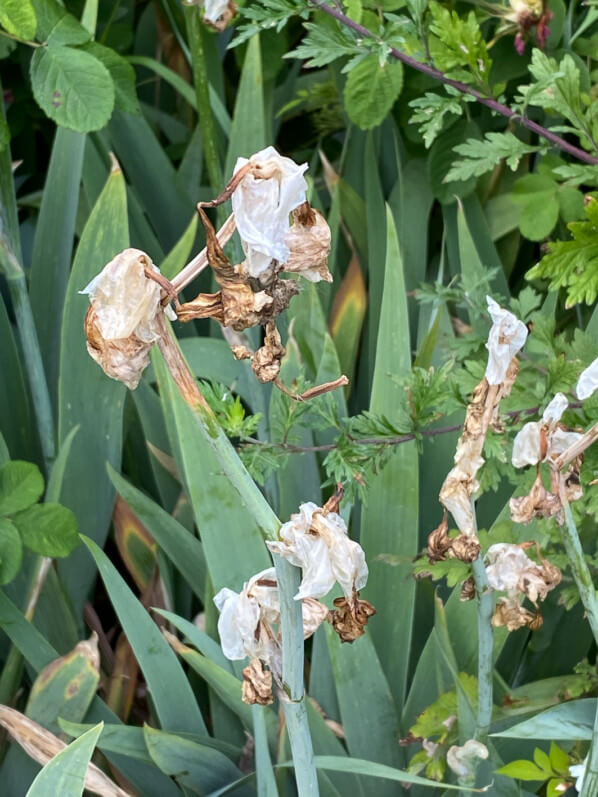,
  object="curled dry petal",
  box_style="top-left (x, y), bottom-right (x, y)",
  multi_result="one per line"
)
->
top-left (485, 541), bottom-right (561, 604)
top-left (82, 249), bottom-right (173, 389)
top-left (202, 0), bottom-right (236, 29)
top-left (450, 534), bottom-right (481, 563)
top-left (283, 202), bottom-right (332, 283)
top-left (512, 393), bottom-right (580, 468)
top-left (266, 502), bottom-right (368, 601)
top-left (460, 577), bottom-right (476, 601)
top-left (446, 739), bottom-right (489, 780)
top-left (241, 659), bottom-right (273, 706)
top-left (577, 357), bottom-right (598, 401)
top-left (329, 592), bottom-right (376, 643)
top-left (427, 515), bottom-right (452, 563)
top-left (492, 596), bottom-right (539, 630)
top-left (485, 296), bottom-right (528, 386)
top-left (440, 359), bottom-right (518, 537)
top-left (231, 146), bottom-right (308, 279)
top-left (252, 321), bottom-right (285, 383)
